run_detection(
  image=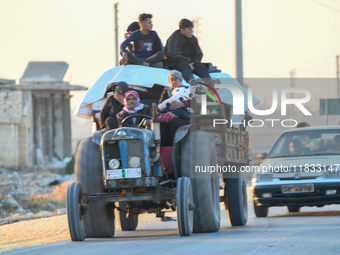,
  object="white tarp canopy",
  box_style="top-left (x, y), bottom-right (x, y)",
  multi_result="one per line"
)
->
top-left (75, 65), bottom-right (259, 124)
